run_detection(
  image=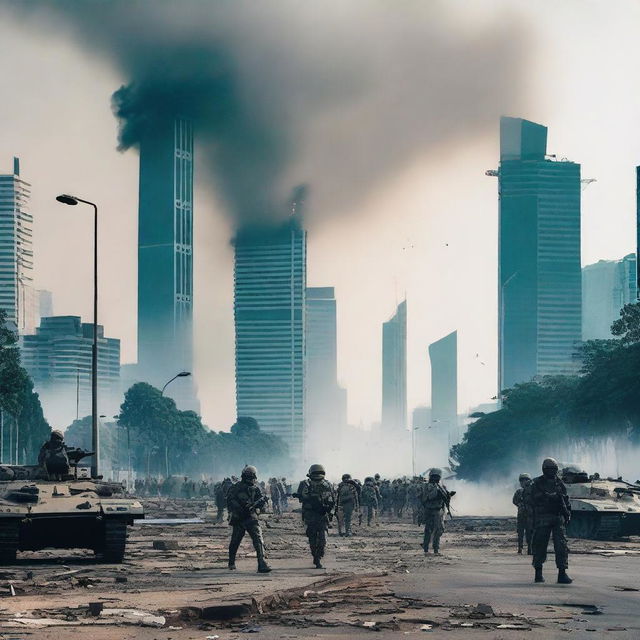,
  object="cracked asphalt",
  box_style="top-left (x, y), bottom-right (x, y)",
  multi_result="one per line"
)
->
top-left (0, 499), bottom-right (638, 639)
